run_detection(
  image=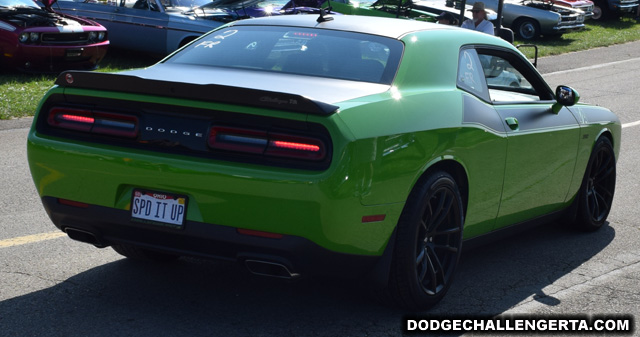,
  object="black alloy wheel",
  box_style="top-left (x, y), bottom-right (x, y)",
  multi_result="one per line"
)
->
top-left (384, 171), bottom-right (464, 310)
top-left (575, 137), bottom-right (616, 231)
